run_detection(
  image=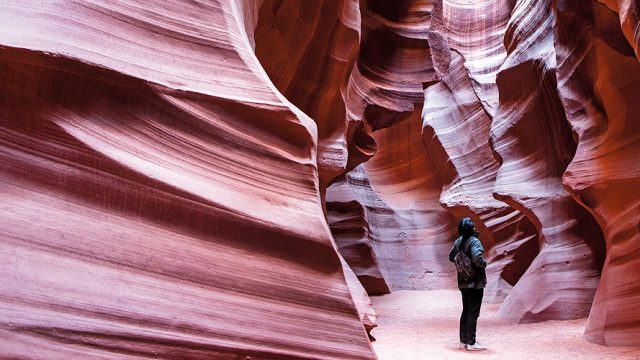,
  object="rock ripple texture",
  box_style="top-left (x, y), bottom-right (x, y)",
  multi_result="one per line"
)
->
top-left (1, 0), bottom-right (640, 356)
top-left (0, 1), bottom-right (375, 359)
top-left (254, 0), bottom-right (640, 348)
